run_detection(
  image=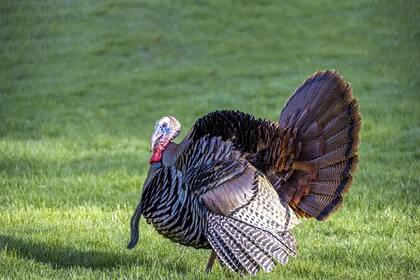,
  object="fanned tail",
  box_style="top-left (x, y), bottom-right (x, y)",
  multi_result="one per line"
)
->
top-left (207, 213), bottom-right (296, 275)
top-left (278, 70), bottom-right (361, 220)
